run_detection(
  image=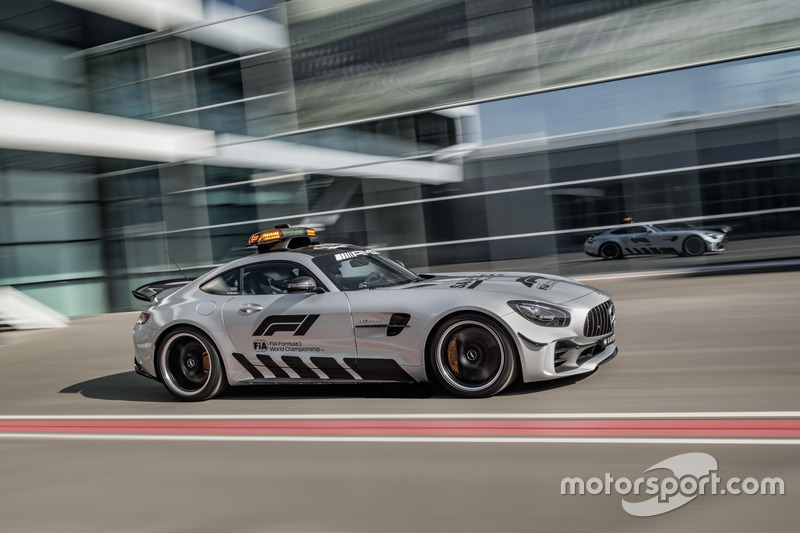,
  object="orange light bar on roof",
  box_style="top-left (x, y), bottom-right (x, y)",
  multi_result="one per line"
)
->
top-left (246, 227), bottom-right (317, 247)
